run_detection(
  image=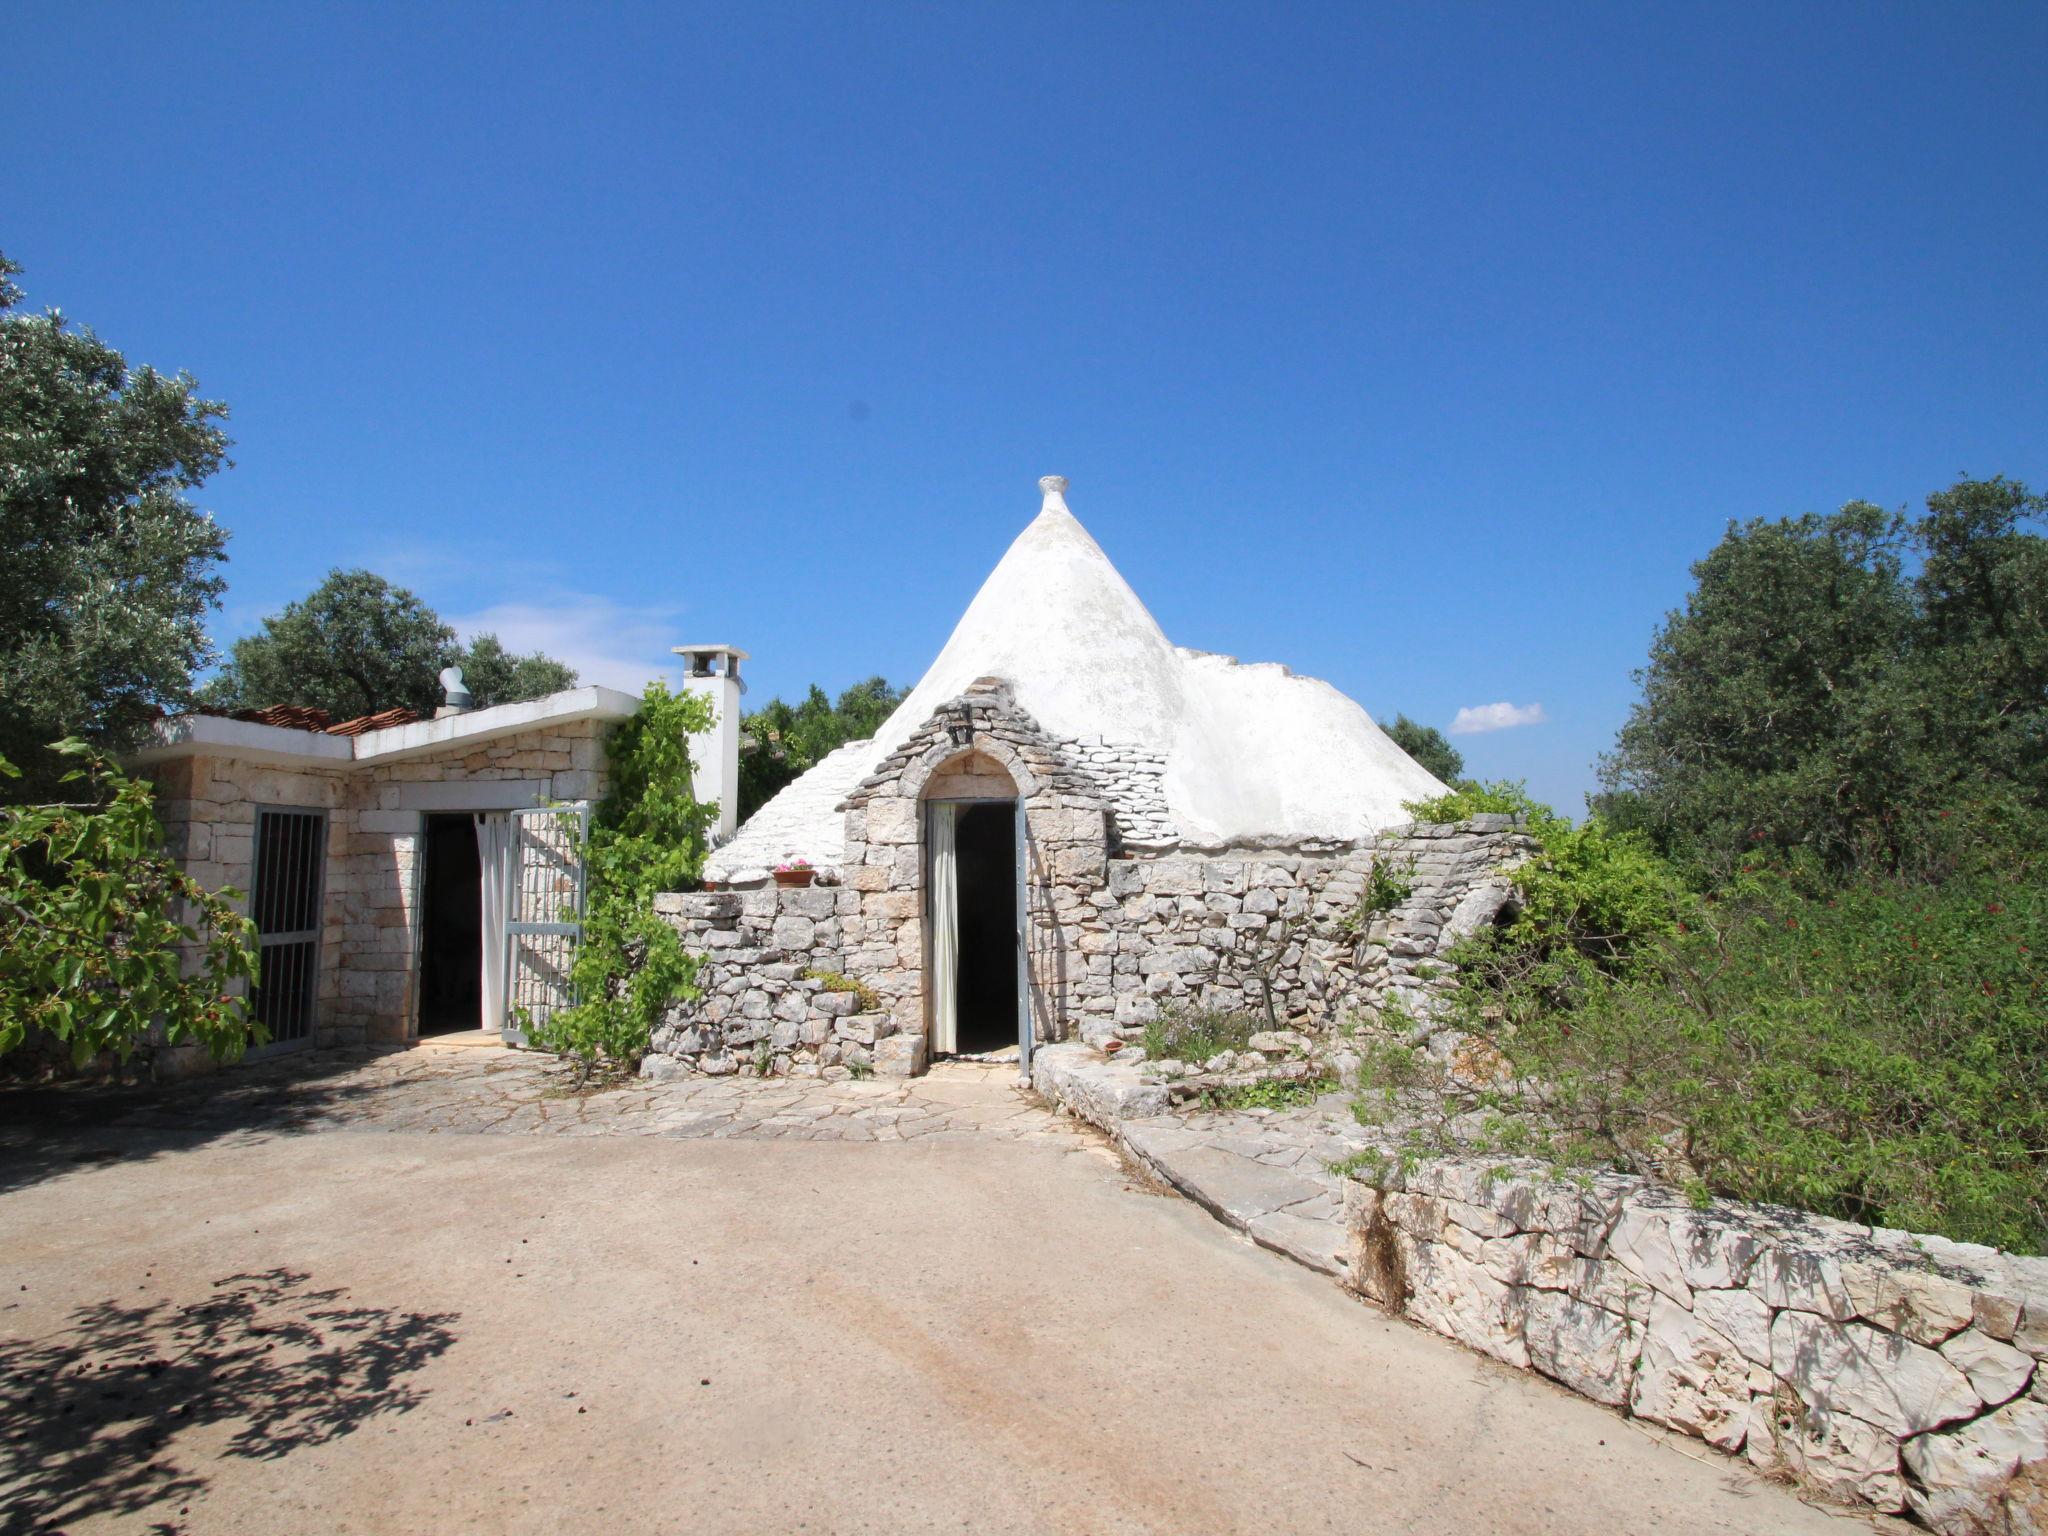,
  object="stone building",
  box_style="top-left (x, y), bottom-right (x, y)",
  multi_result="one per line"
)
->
top-left (133, 686), bottom-right (643, 1075)
top-left (648, 476), bottom-right (1531, 1082)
